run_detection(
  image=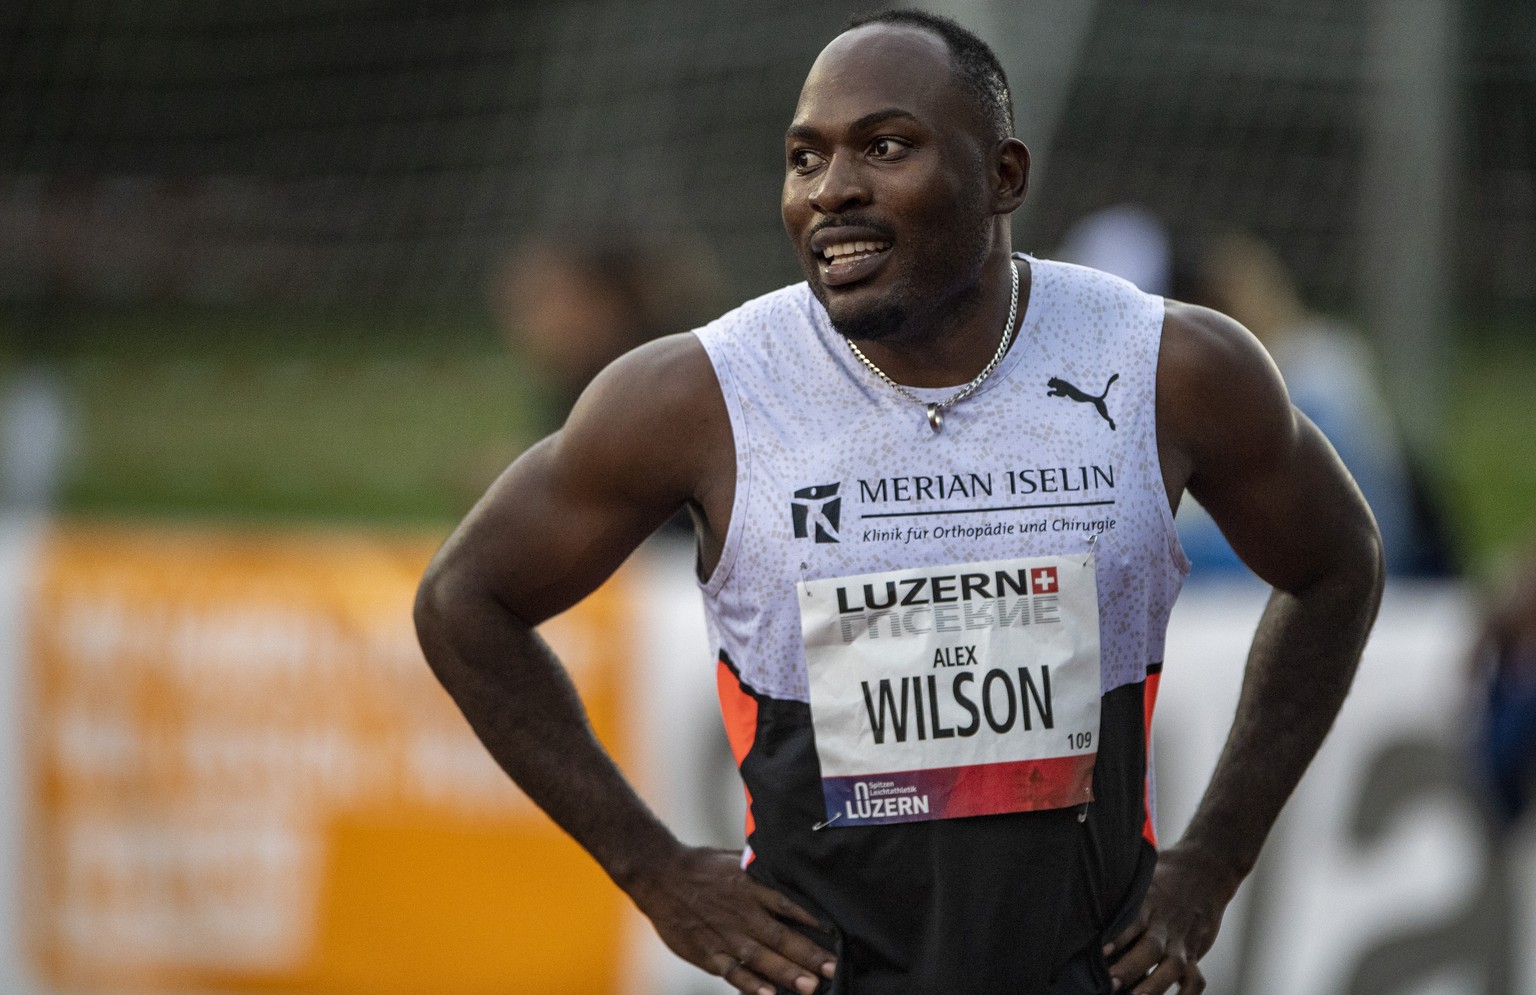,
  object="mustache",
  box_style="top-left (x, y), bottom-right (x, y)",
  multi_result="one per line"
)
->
top-left (808, 214), bottom-right (897, 242)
